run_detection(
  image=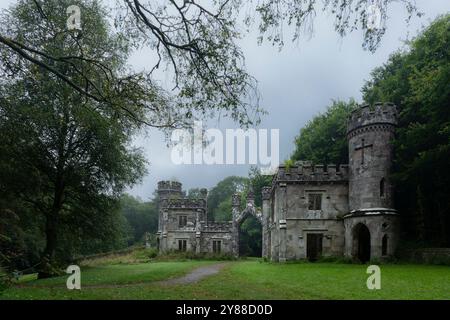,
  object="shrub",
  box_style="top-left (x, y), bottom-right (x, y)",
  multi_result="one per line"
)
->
top-left (316, 255), bottom-right (339, 263)
top-left (132, 247), bottom-right (158, 261)
top-left (315, 255), bottom-right (354, 264)
top-left (155, 250), bottom-right (236, 261)
top-left (0, 266), bottom-right (11, 293)
top-left (369, 258), bottom-right (382, 265)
